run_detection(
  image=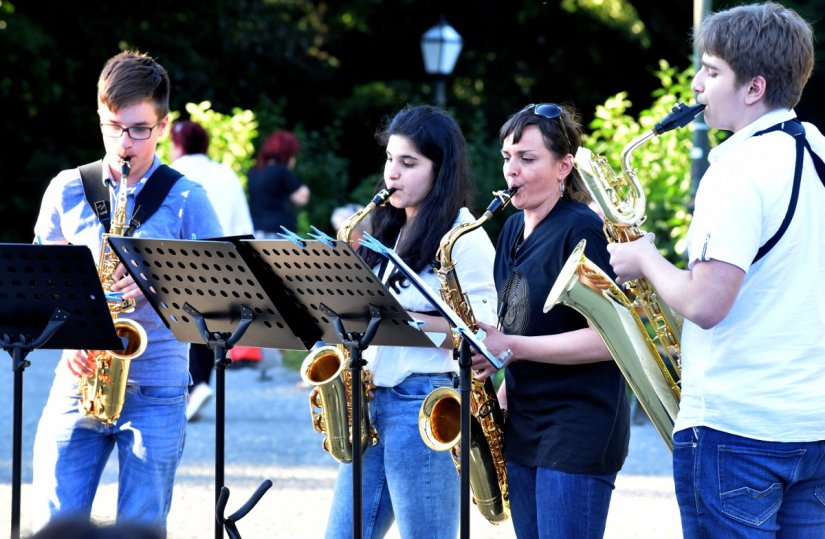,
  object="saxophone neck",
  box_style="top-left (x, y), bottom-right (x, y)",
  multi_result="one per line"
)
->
top-left (438, 187), bottom-right (516, 267)
top-left (621, 102), bottom-right (706, 177)
top-left (337, 188), bottom-right (396, 244)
